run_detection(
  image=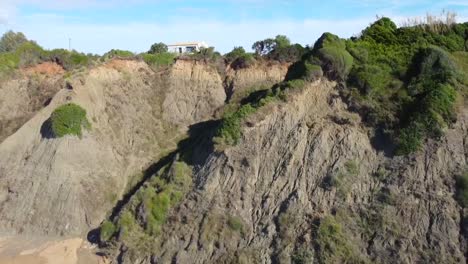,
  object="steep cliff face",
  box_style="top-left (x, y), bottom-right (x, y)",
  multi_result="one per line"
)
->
top-left (114, 79), bottom-right (467, 264)
top-left (0, 59), bottom-right (226, 236)
top-left (0, 59), bottom-right (288, 237)
top-left (224, 62), bottom-right (289, 102)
